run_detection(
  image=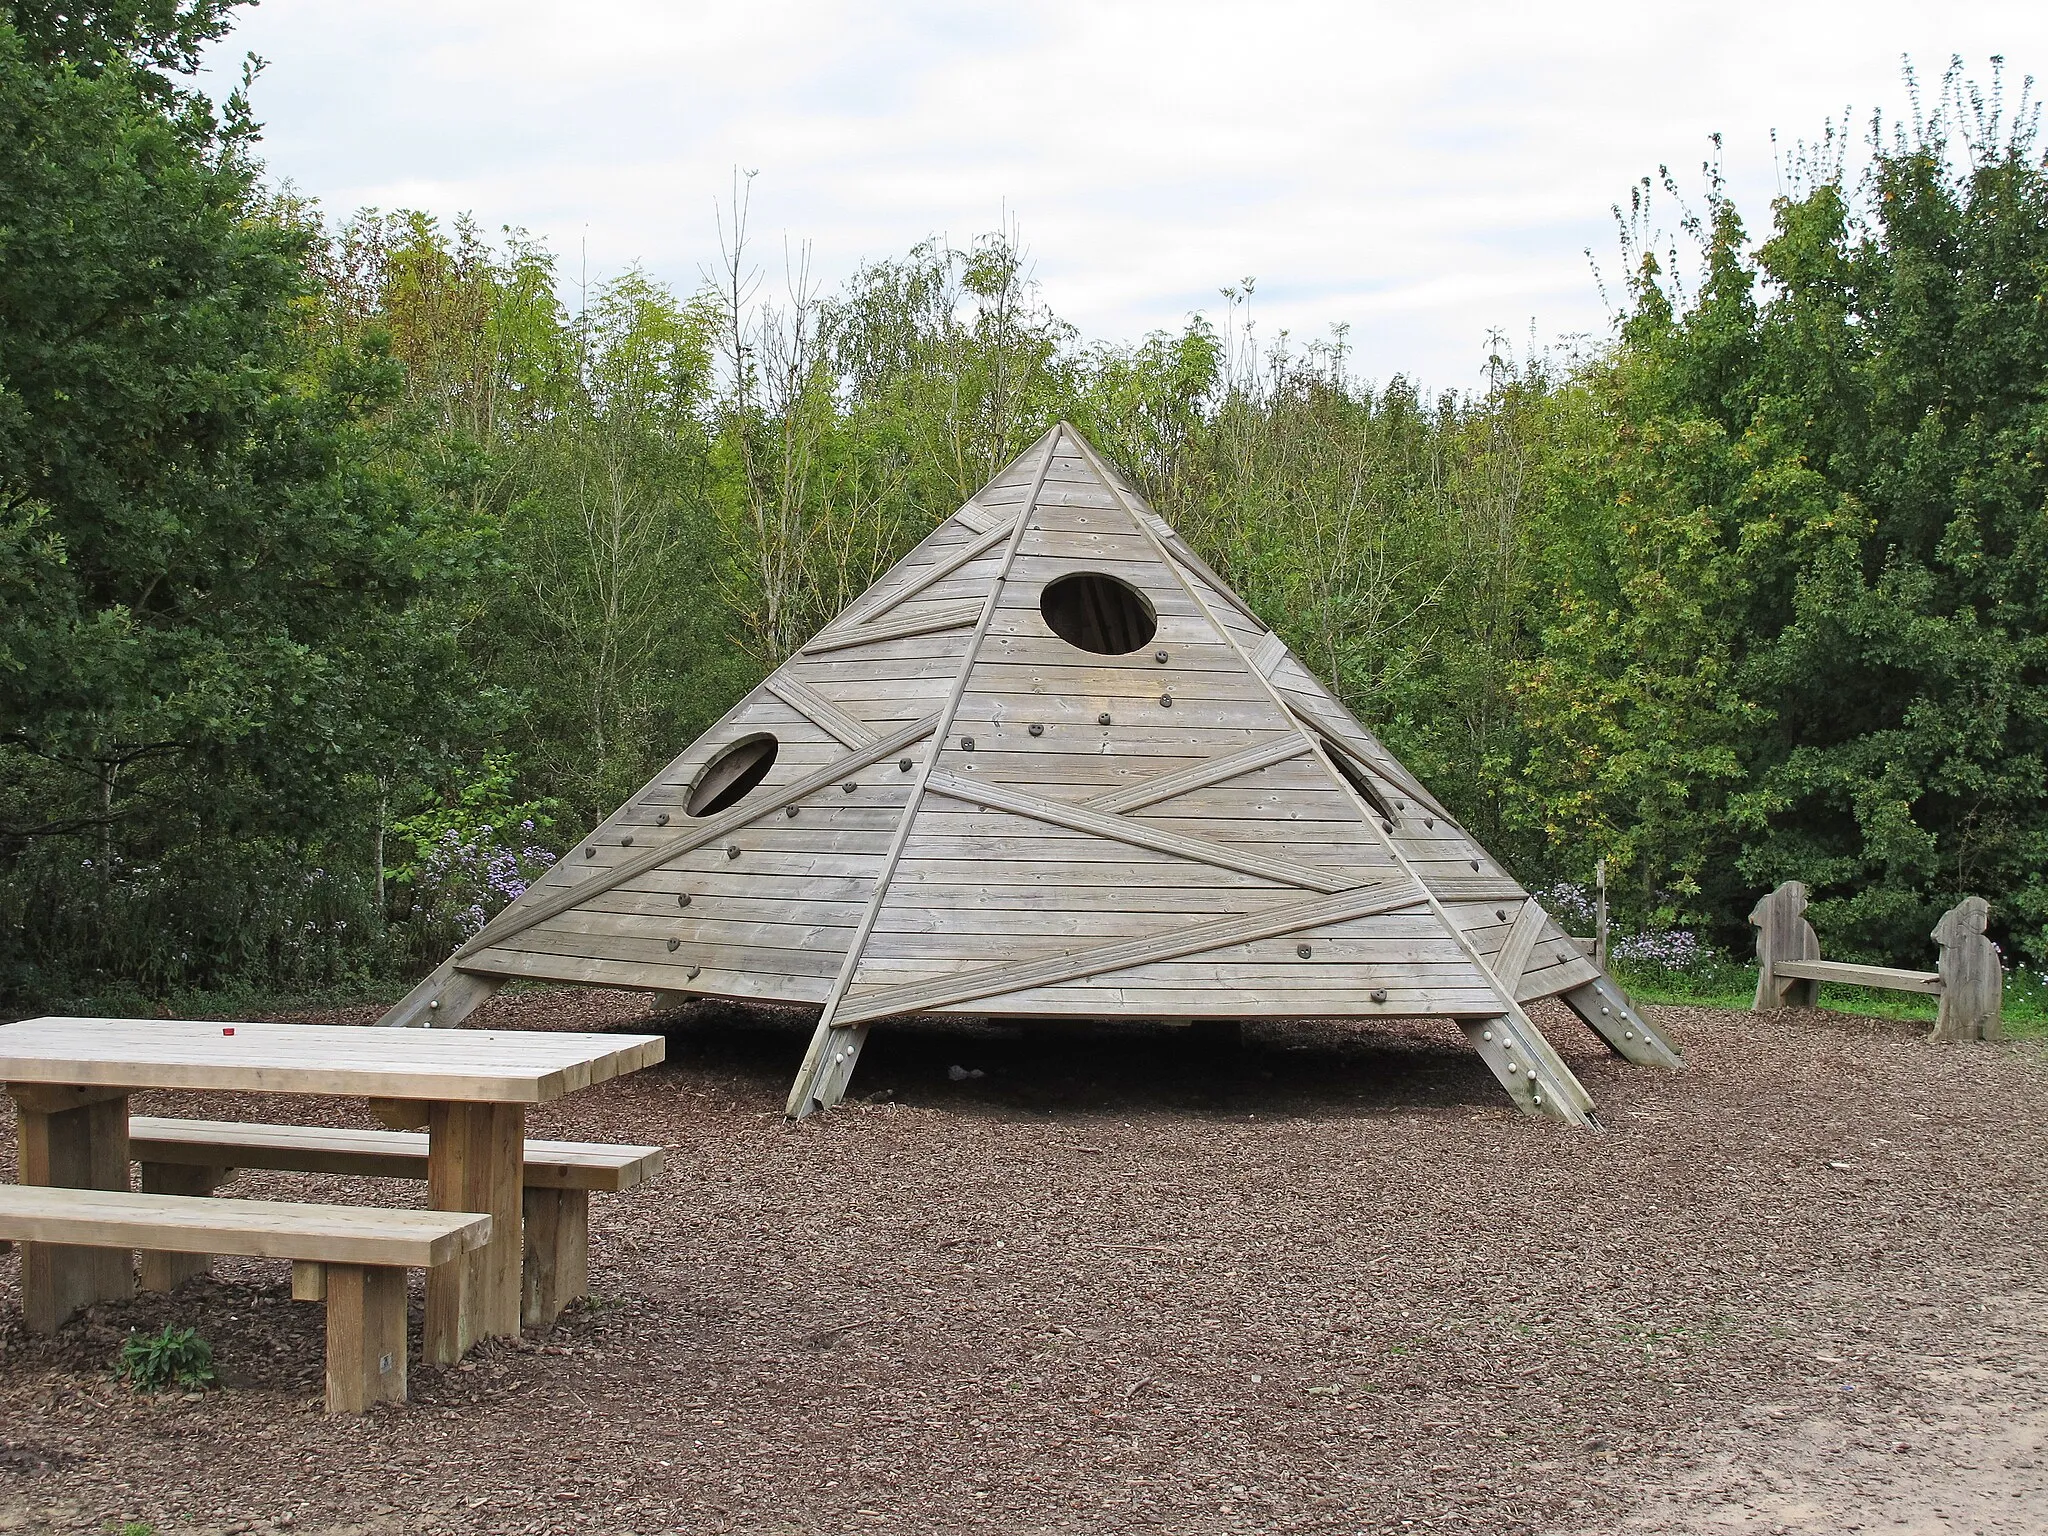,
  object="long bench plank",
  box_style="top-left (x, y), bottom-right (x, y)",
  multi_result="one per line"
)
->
top-left (0, 1185), bottom-right (489, 1268)
top-left (1772, 959), bottom-right (1943, 992)
top-left (127, 1118), bottom-right (663, 1192)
